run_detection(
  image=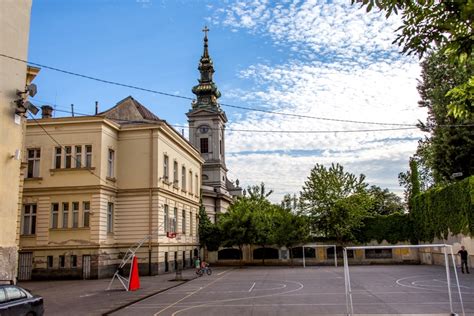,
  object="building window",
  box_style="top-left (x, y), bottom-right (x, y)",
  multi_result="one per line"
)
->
top-left (107, 149), bottom-right (115, 178)
top-left (54, 147), bottom-right (62, 169)
top-left (164, 204), bottom-right (169, 232)
top-left (22, 204), bottom-right (36, 235)
top-left (196, 214), bottom-right (199, 236)
top-left (195, 175), bottom-right (199, 196)
top-left (75, 145), bottom-right (82, 168)
top-left (190, 211), bottom-right (193, 236)
top-left (181, 166), bottom-right (186, 190)
top-left (163, 155), bottom-right (169, 181)
top-left (107, 202), bottom-right (114, 233)
top-left (173, 207), bottom-right (178, 232)
top-left (85, 145), bottom-right (92, 168)
top-left (189, 171), bottom-right (193, 194)
top-left (64, 146), bottom-right (72, 168)
top-left (51, 203), bottom-right (59, 228)
top-left (71, 255), bottom-right (77, 268)
top-left (59, 255), bottom-right (65, 268)
top-left (72, 202), bottom-right (79, 228)
top-left (83, 201), bottom-right (90, 228)
top-left (62, 202), bottom-right (69, 228)
top-left (47, 256), bottom-right (53, 269)
top-left (26, 148), bottom-right (41, 178)
top-left (182, 209), bottom-right (186, 234)
top-left (200, 138), bottom-right (209, 153)
top-left (173, 161), bottom-right (178, 186)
